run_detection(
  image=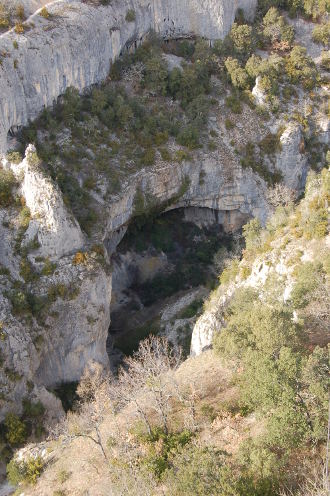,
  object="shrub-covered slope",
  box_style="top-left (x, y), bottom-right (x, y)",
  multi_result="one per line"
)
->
top-left (12, 168), bottom-right (329, 496)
